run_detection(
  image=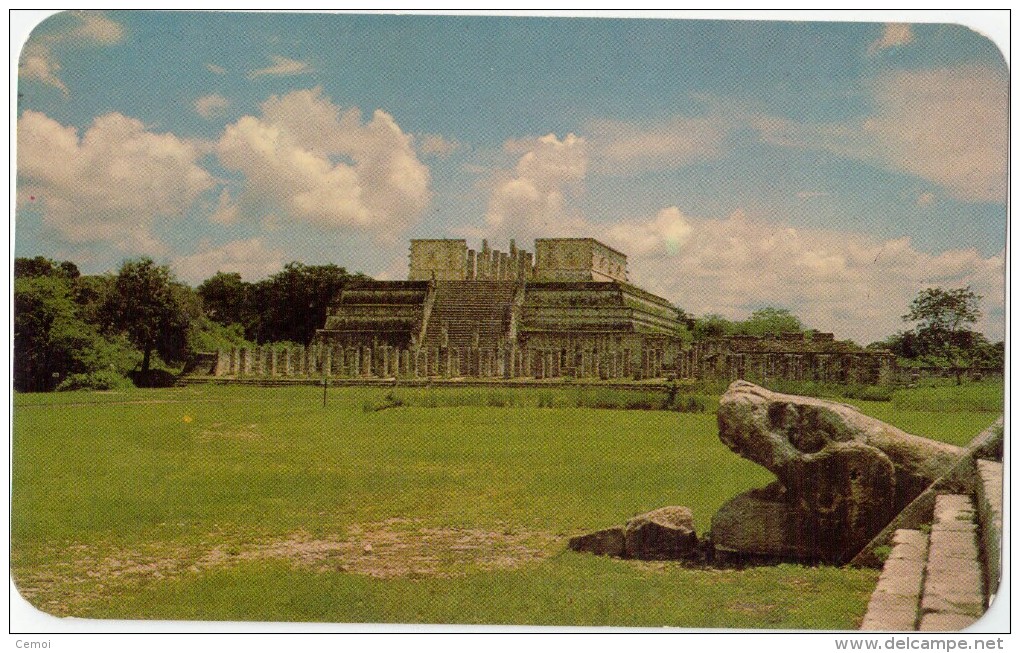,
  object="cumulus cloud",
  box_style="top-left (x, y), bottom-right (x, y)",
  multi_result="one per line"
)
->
top-left (247, 55), bottom-right (311, 79)
top-left (19, 11), bottom-right (124, 95)
top-left (418, 133), bottom-right (460, 157)
top-left (864, 66), bottom-right (1006, 202)
top-left (172, 238), bottom-right (285, 284)
top-left (585, 115), bottom-right (728, 175)
top-left (599, 207), bottom-right (1004, 343)
top-left (216, 86), bottom-right (431, 237)
top-left (208, 188), bottom-right (240, 224)
top-left (194, 93), bottom-right (230, 119)
top-left (753, 65), bottom-right (1007, 204)
top-left (869, 23), bottom-right (914, 54)
top-left (484, 133), bottom-right (588, 237)
top-left (17, 110), bottom-right (214, 252)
